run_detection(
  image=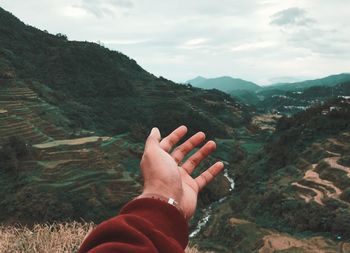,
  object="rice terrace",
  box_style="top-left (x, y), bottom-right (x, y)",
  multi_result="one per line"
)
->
top-left (1, 2), bottom-right (350, 252)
